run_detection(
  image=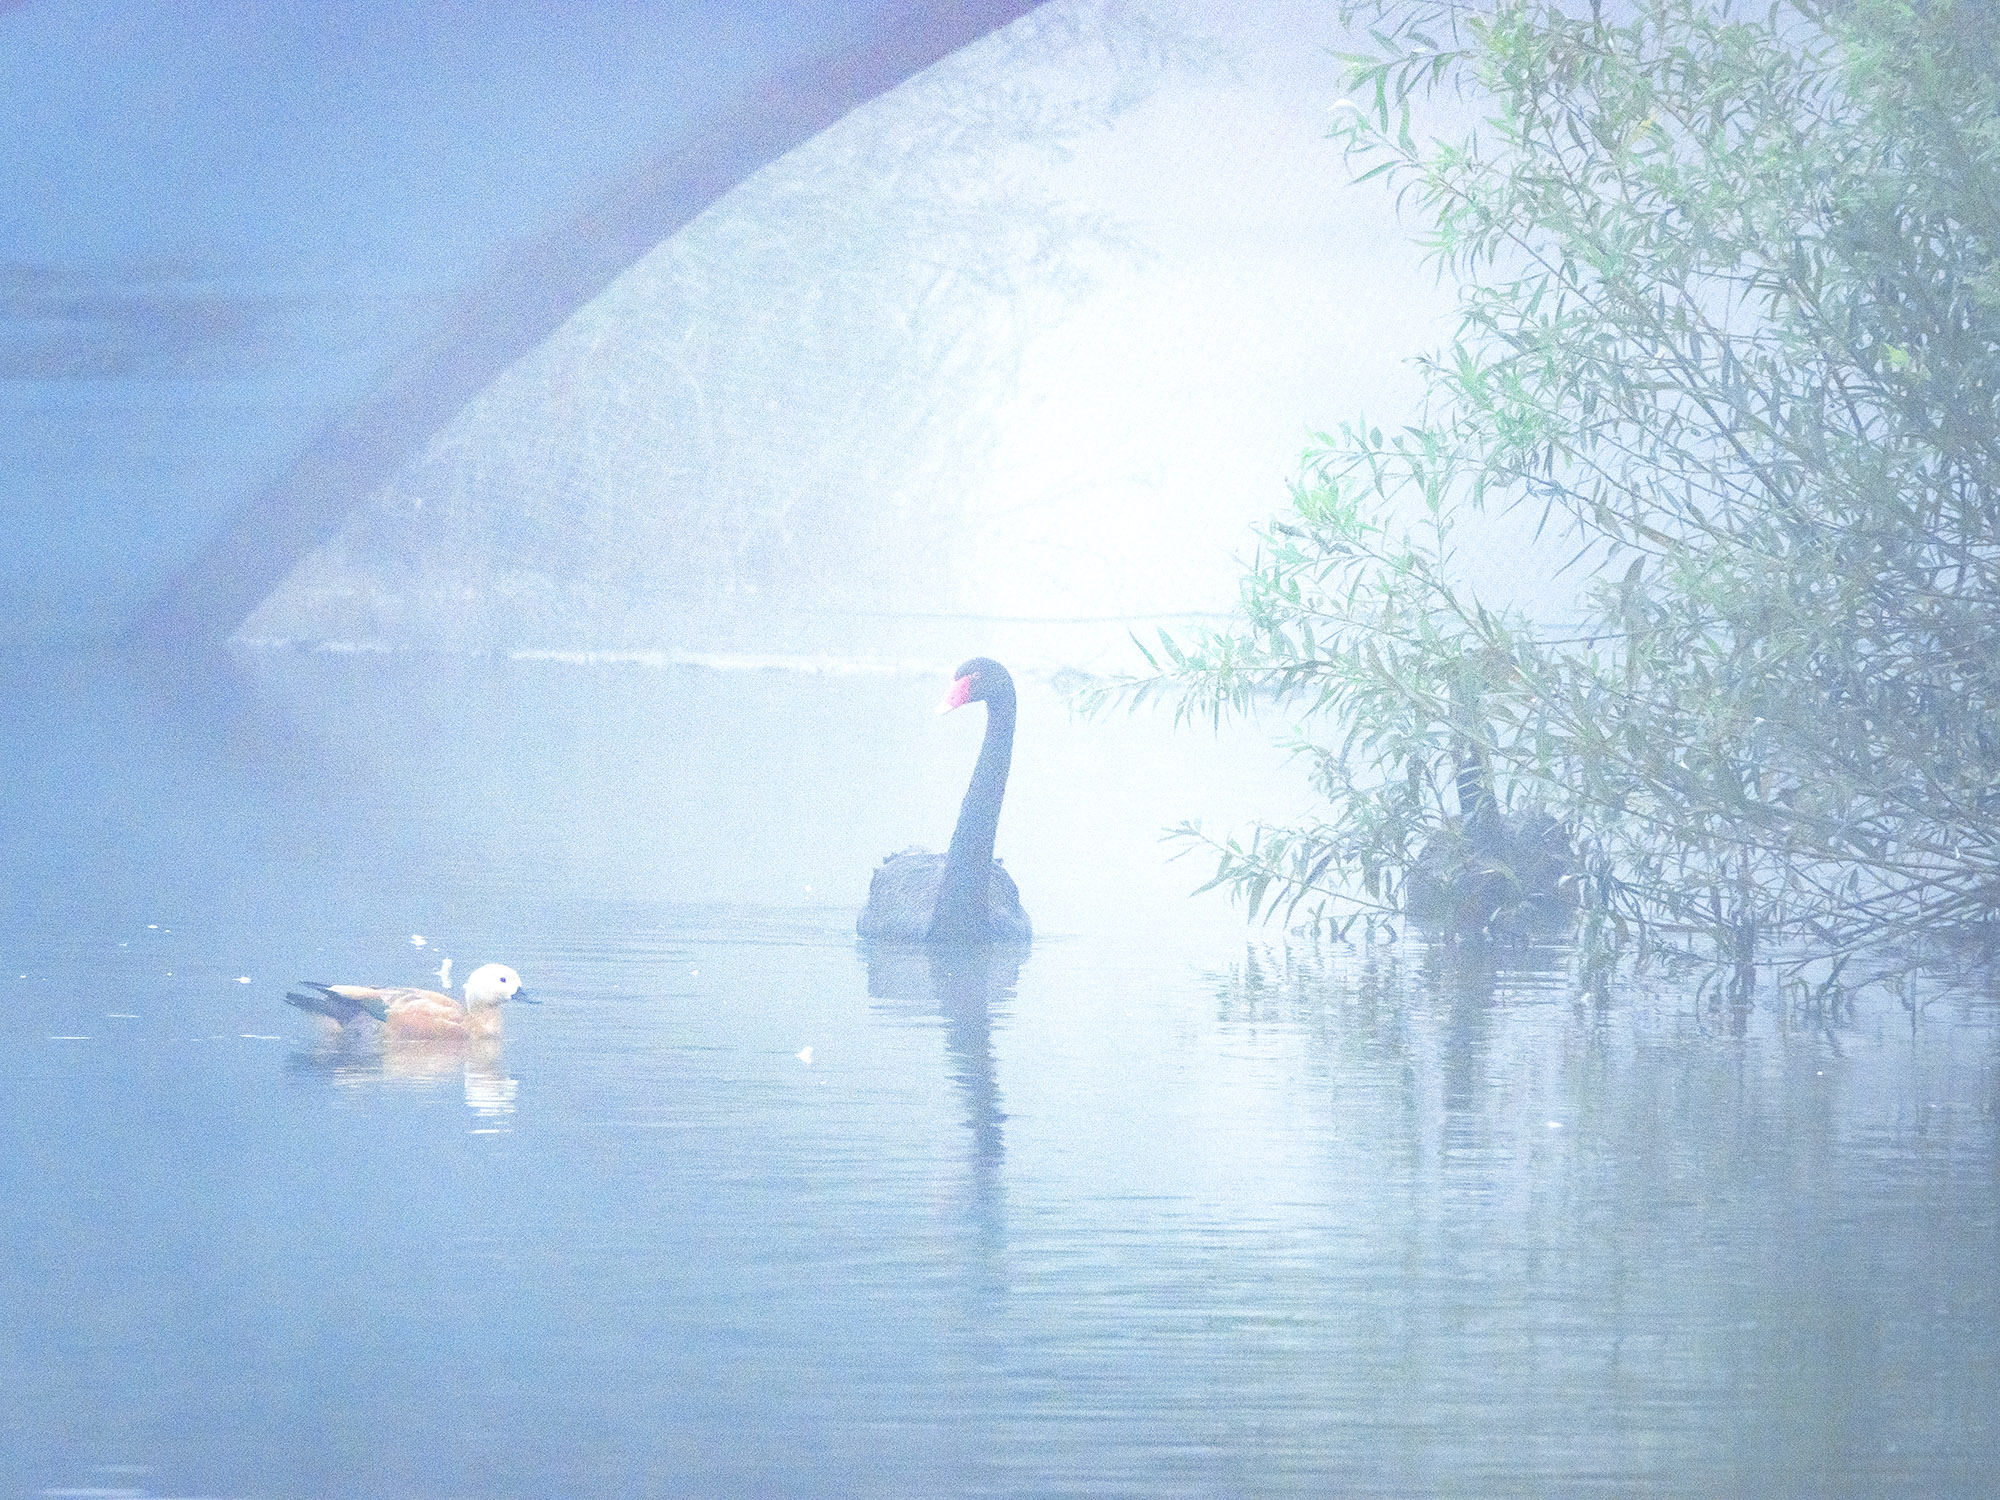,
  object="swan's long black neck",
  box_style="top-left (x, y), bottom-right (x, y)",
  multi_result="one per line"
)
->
top-left (929, 685), bottom-right (1015, 942)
